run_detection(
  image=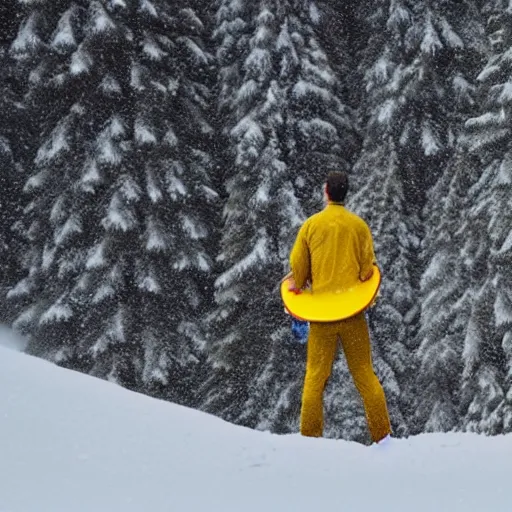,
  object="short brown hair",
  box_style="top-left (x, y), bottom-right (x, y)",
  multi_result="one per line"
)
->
top-left (326, 171), bottom-right (348, 202)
